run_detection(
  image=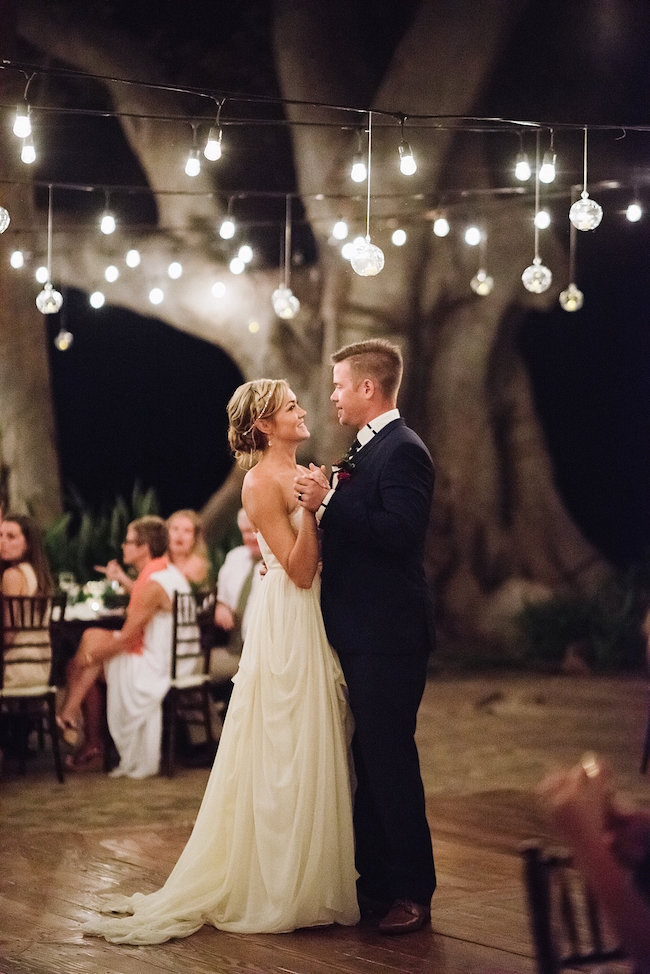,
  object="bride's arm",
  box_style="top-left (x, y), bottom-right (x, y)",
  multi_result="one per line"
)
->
top-left (242, 477), bottom-right (319, 589)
